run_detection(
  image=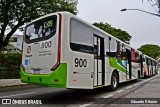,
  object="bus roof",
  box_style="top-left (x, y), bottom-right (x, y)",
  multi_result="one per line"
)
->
top-left (66, 12), bottom-right (141, 53)
top-left (25, 11), bottom-right (142, 54)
